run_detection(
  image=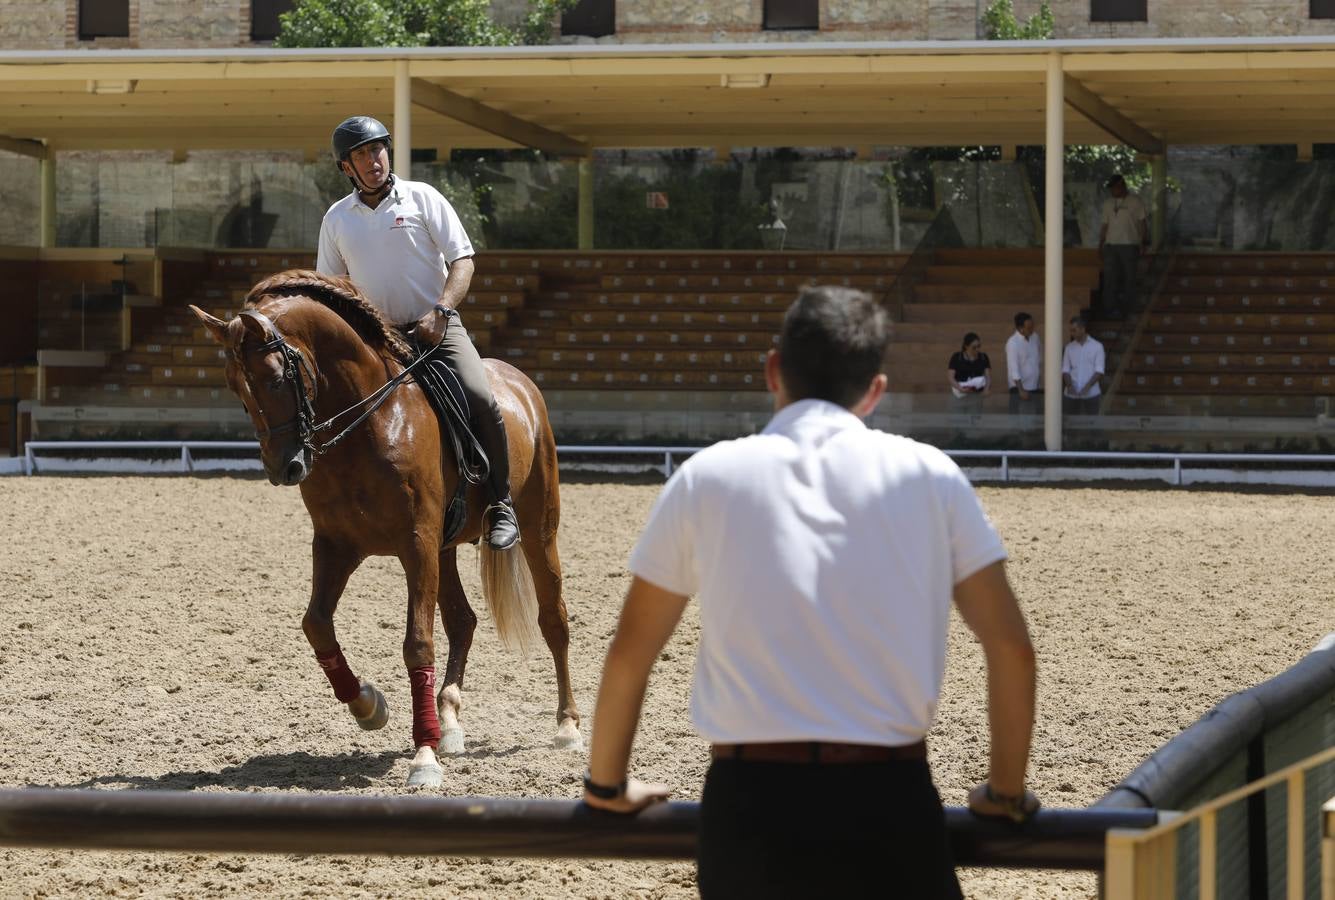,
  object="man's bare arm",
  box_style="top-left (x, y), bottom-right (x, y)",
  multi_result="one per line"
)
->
top-left (954, 560), bottom-right (1039, 819)
top-left (584, 576), bottom-right (690, 813)
top-left (438, 255), bottom-right (475, 310)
